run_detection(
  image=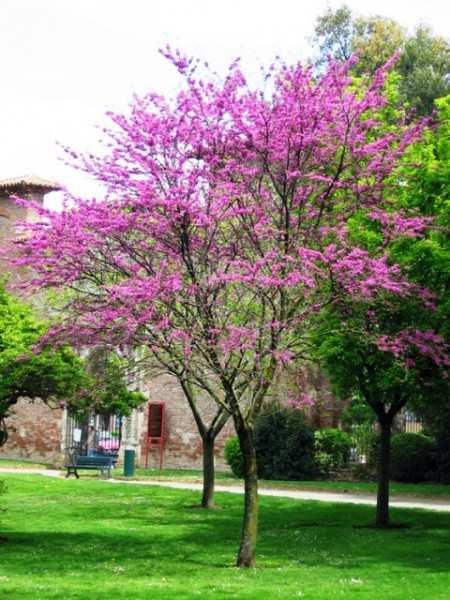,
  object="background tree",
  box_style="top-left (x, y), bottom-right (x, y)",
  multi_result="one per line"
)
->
top-left (392, 94), bottom-right (450, 478)
top-left (312, 5), bottom-right (450, 115)
top-left (0, 282), bottom-right (146, 448)
top-left (11, 53), bottom-right (429, 566)
top-left (313, 297), bottom-right (448, 527)
top-left (0, 282), bottom-right (88, 446)
top-left (313, 95), bottom-right (450, 527)
top-left (68, 348), bottom-right (146, 417)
